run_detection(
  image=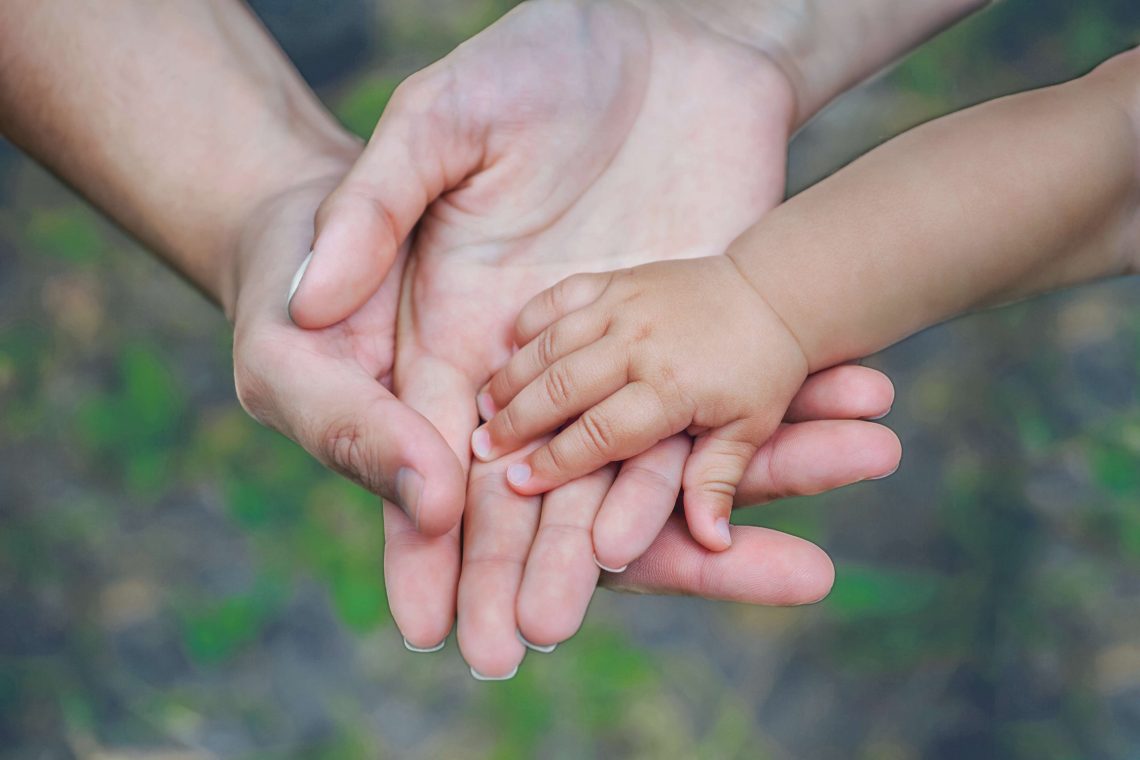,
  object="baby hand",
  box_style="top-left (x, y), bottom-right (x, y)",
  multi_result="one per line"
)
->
top-left (471, 256), bottom-right (809, 552)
